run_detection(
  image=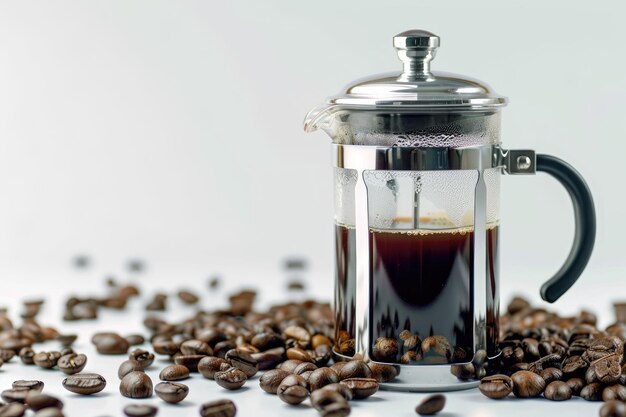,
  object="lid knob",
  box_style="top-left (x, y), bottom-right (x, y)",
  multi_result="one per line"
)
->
top-left (393, 30), bottom-right (440, 81)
